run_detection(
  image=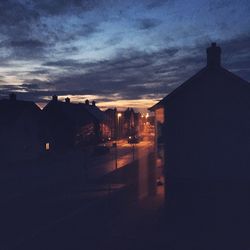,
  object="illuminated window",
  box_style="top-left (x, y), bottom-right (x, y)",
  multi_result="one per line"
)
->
top-left (45, 142), bottom-right (50, 151)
